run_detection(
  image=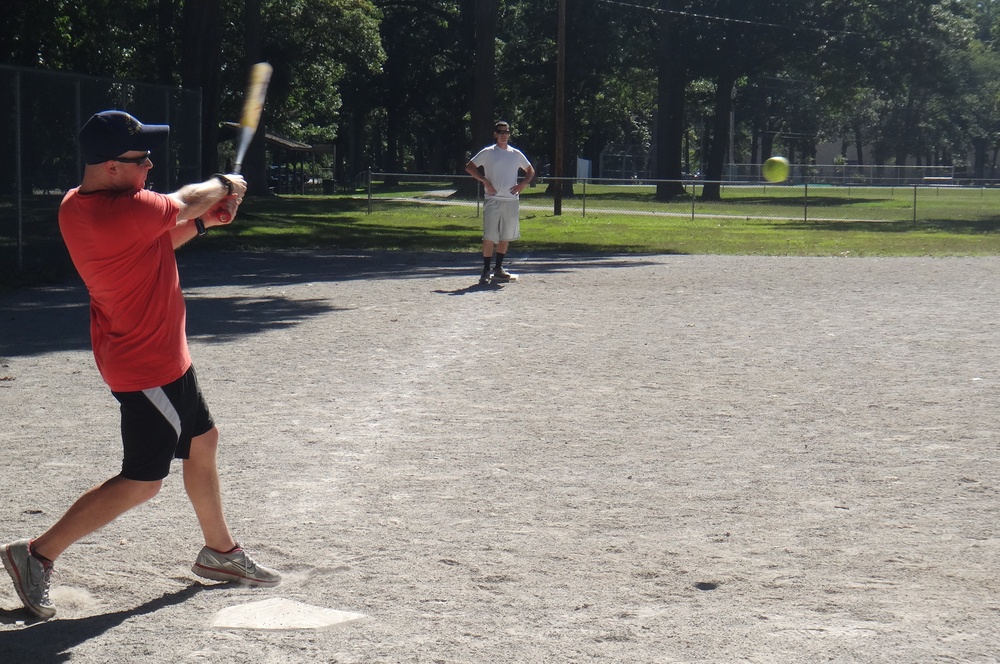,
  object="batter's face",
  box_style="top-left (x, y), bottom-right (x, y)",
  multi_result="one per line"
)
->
top-left (110, 151), bottom-right (154, 189)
